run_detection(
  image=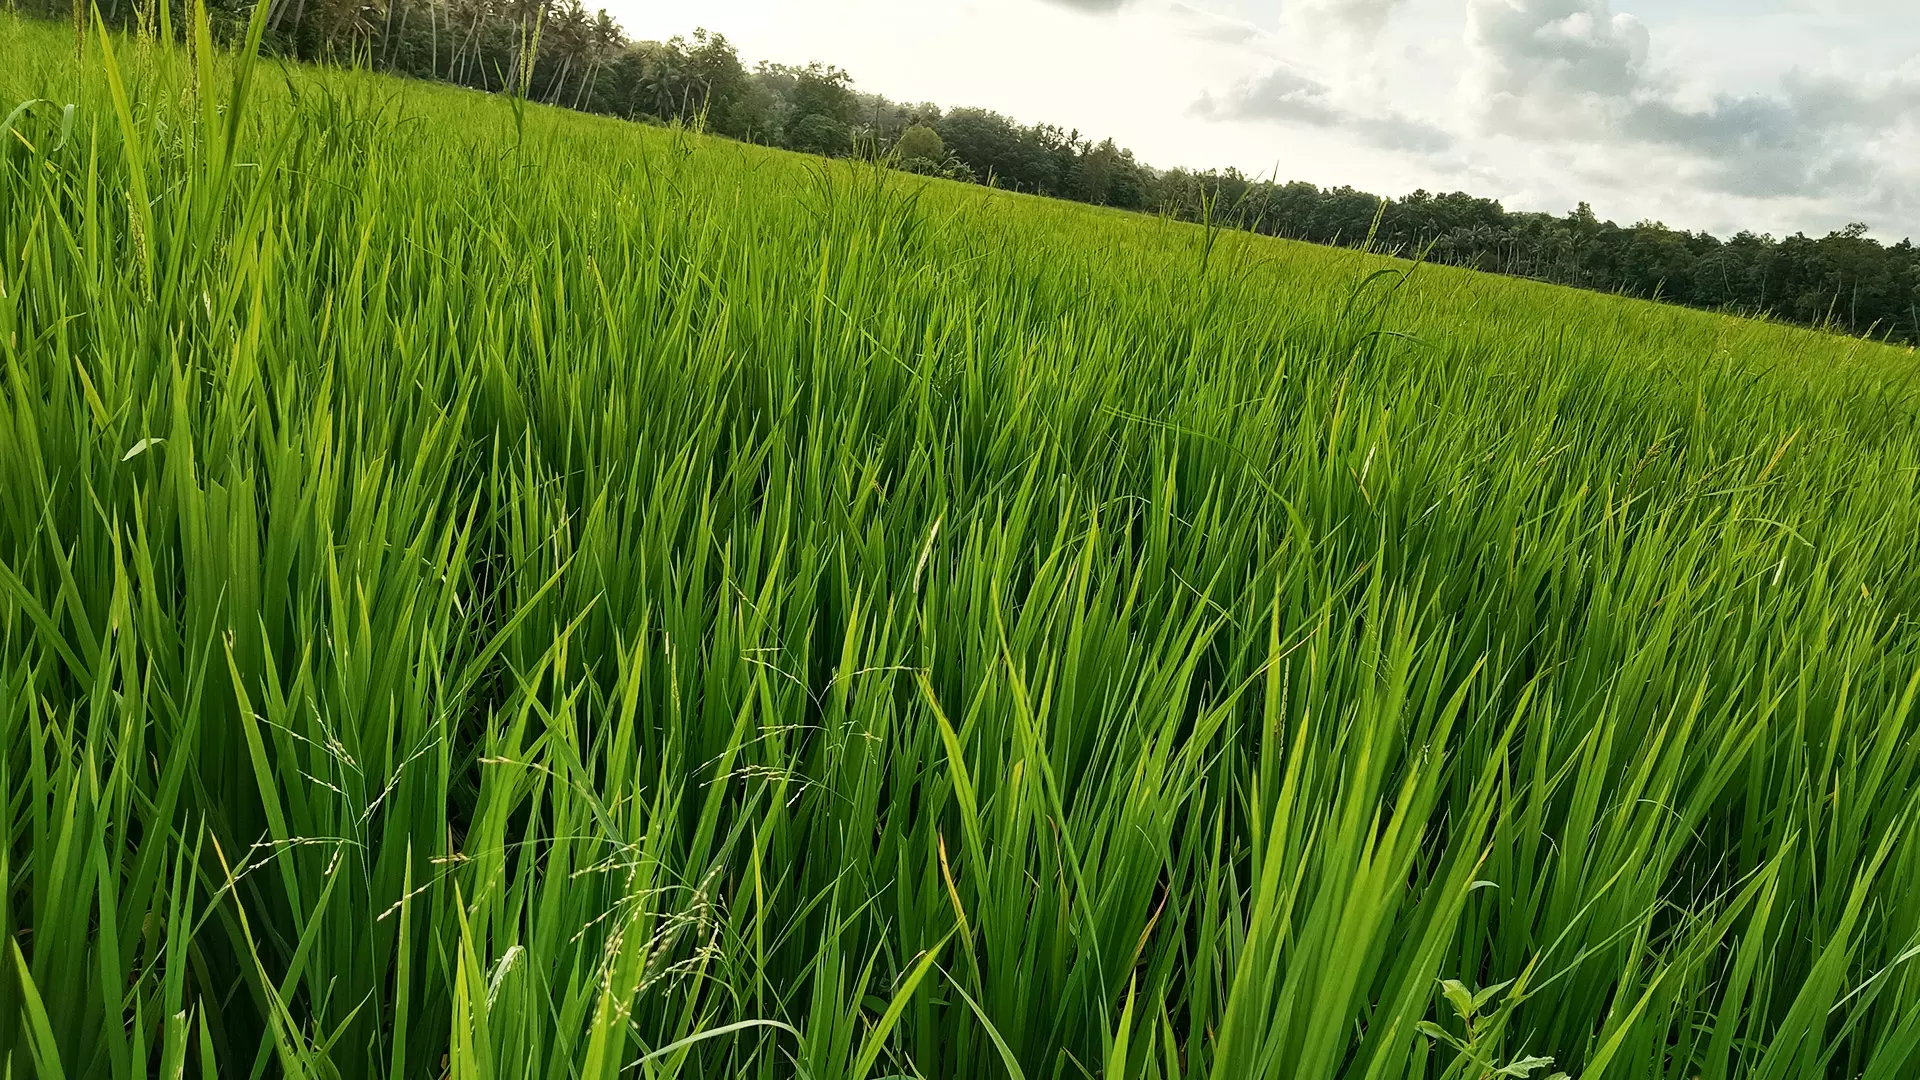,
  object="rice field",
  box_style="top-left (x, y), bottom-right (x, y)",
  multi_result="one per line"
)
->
top-left (4, 10), bottom-right (1920, 1078)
